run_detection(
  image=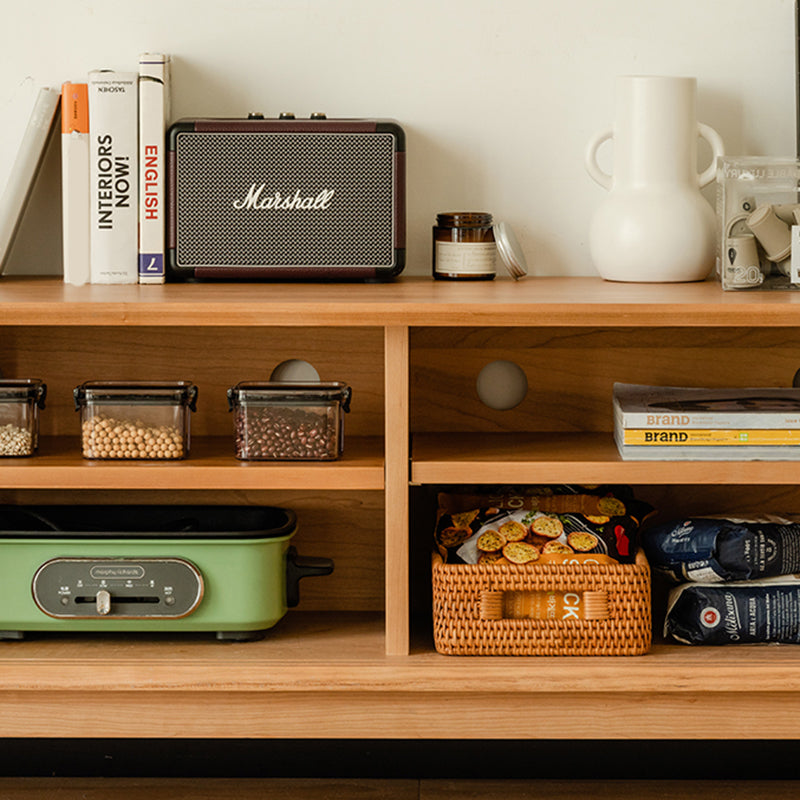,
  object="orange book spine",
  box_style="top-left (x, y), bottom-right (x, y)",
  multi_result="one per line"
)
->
top-left (61, 82), bottom-right (88, 134)
top-left (61, 81), bottom-right (90, 285)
